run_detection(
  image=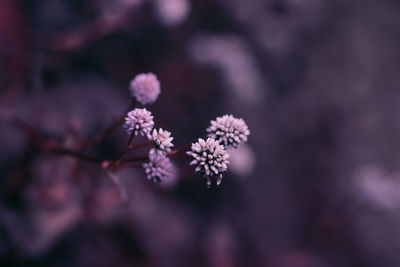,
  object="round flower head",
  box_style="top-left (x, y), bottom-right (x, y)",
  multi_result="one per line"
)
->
top-left (151, 128), bottom-right (174, 154)
top-left (187, 137), bottom-right (230, 187)
top-left (143, 152), bottom-right (173, 183)
top-left (129, 73), bottom-right (161, 105)
top-left (206, 114), bottom-right (250, 149)
top-left (123, 108), bottom-right (154, 137)
top-left (159, 163), bottom-right (179, 189)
